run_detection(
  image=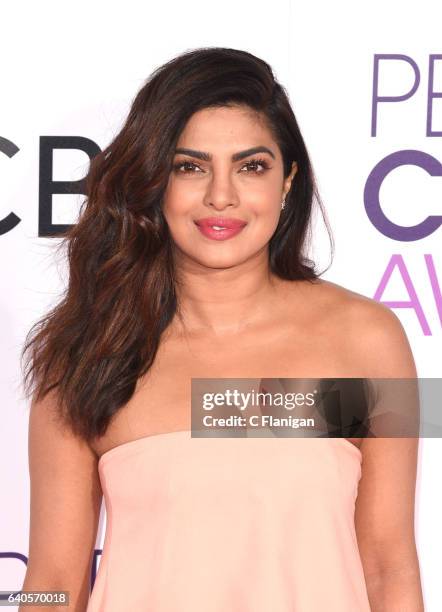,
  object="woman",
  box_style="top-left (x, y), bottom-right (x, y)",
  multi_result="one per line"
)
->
top-left (20, 47), bottom-right (424, 611)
